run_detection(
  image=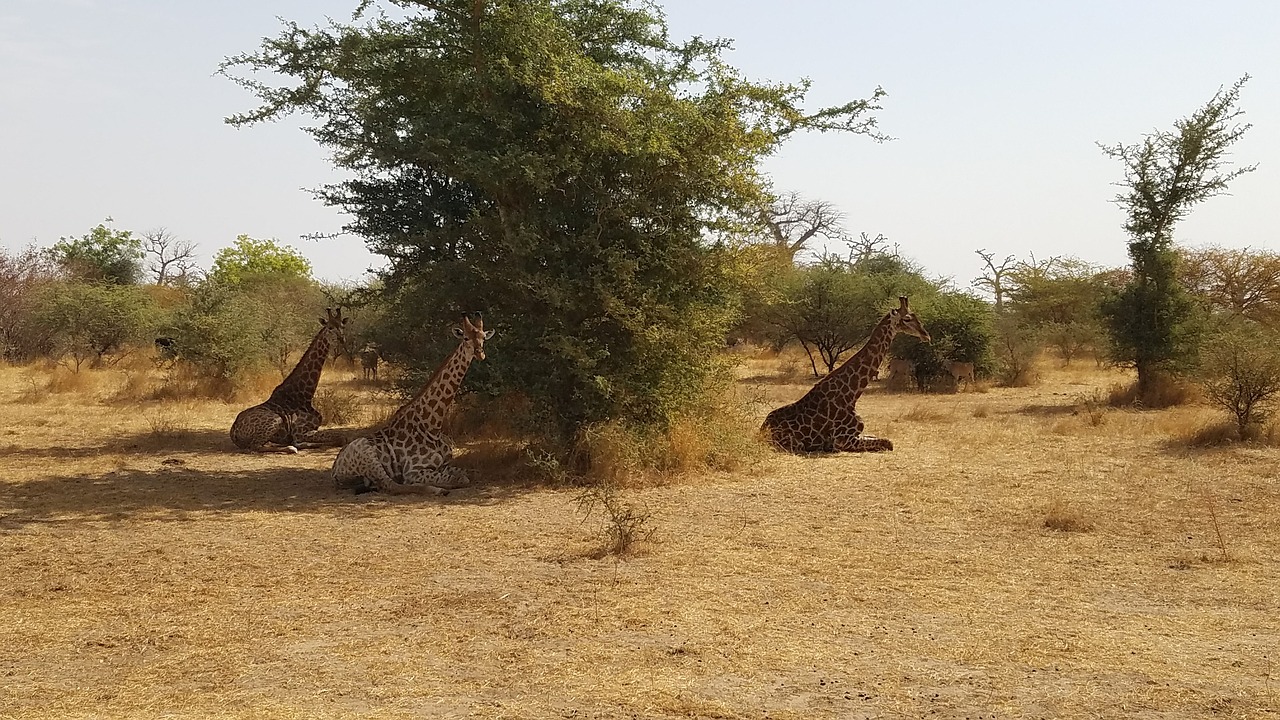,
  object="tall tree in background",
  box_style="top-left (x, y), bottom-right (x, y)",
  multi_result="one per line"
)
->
top-left (1099, 76), bottom-right (1255, 402)
top-left (221, 0), bottom-right (887, 437)
top-left (758, 191), bottom-right (848, 263)
top-left (141, 227), bottom-right (200, 286)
